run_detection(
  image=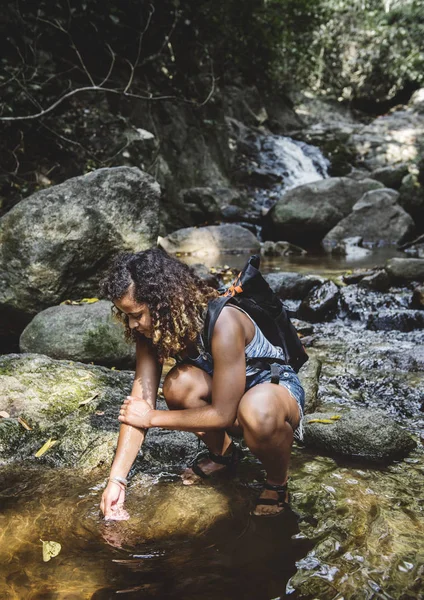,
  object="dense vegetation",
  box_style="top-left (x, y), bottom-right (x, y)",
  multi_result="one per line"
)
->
top-left (1, 0), bottom-right (423, 209)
